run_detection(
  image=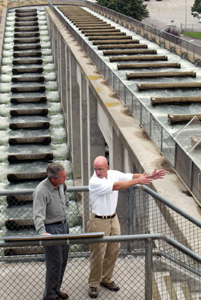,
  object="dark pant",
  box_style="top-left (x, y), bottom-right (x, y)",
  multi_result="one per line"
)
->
top-left (44, 222), bottom-right (69, 299)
